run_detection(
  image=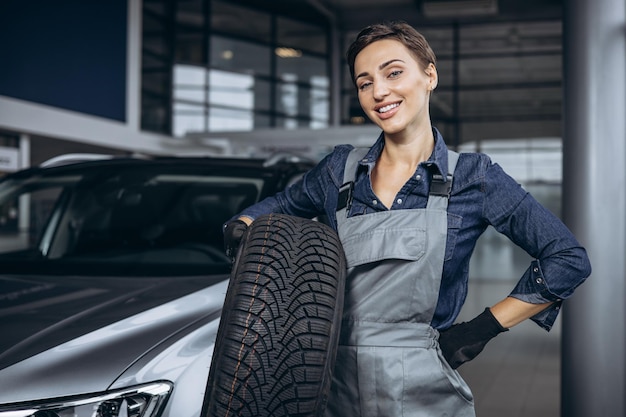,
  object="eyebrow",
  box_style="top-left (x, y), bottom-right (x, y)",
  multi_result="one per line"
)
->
top-left (355, 59), bottom-right (406, 80)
